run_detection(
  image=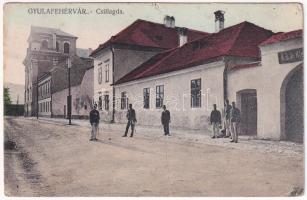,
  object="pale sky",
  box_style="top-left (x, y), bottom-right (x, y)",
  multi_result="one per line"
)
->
top-left (3, 3), bottom-right (303, 85)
